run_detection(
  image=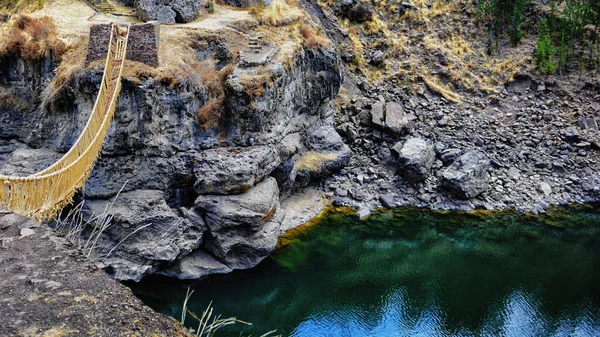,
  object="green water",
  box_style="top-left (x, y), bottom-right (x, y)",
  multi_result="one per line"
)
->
top-left (129, 207), bottom-right (600, 337)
